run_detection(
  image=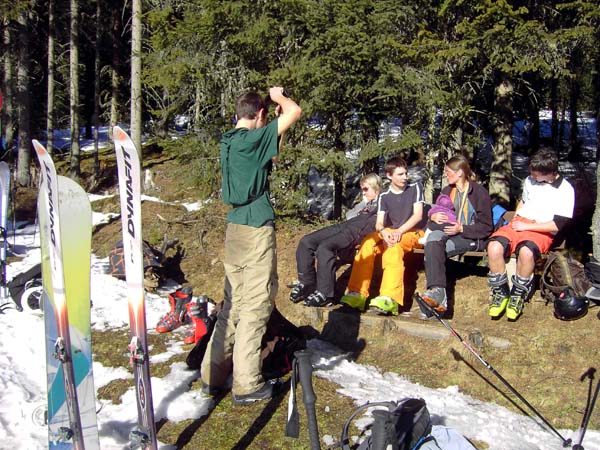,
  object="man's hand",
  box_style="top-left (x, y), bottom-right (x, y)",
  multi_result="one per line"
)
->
top-left (511, 220), bottom-right (530, 232)
top-left (269, 86), bottom-right (287, 103)
top-left (381, 228), bottom-right (401, 247)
